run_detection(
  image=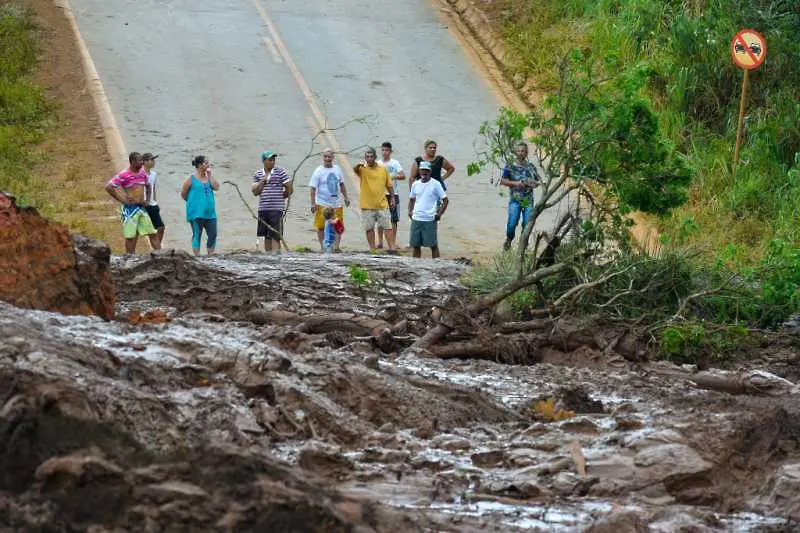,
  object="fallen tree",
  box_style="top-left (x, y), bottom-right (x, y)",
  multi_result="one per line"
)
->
top-left (413, 53), bottom-right (693, 354)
